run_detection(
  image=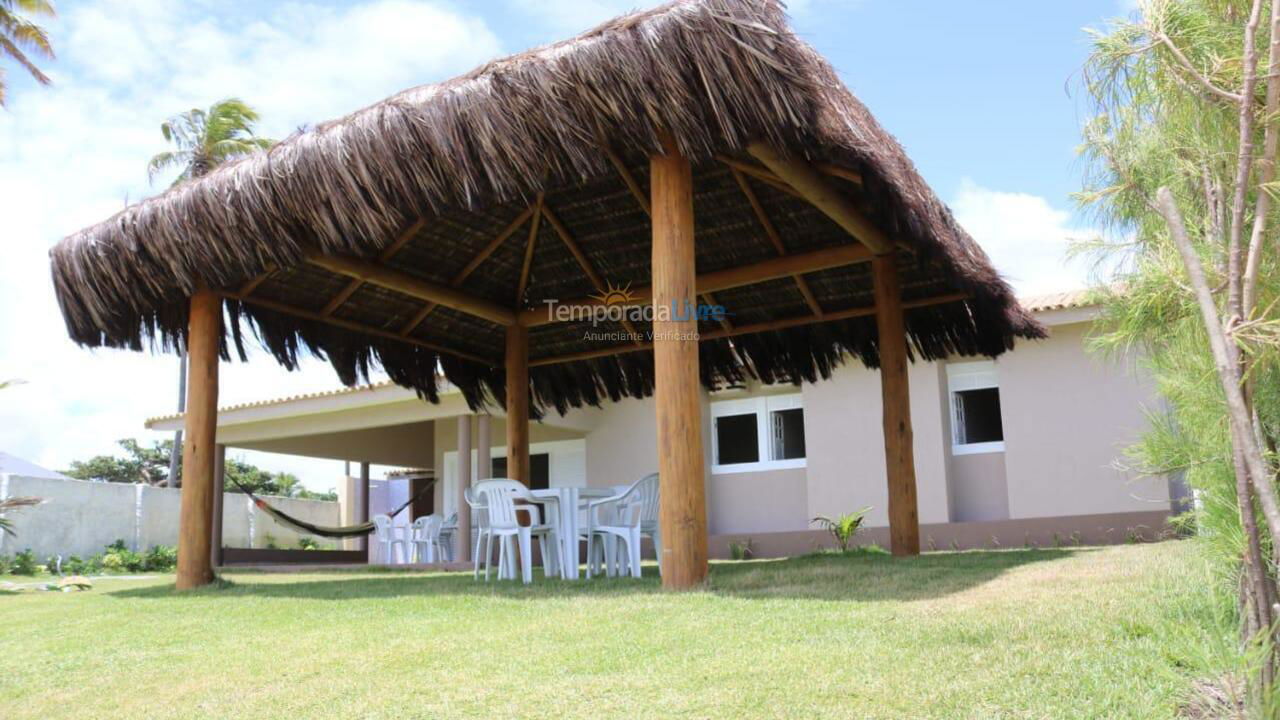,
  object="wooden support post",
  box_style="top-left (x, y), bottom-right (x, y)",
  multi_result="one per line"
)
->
top-left (651, 135), bottom-right (708, 589)
top-left (873, 254), bottom-right (920, 556)
top-left (359, 461), bottom-right (371, 558)
top-left (456, 415), bottom-right (472, 563)
top-left (175, 288), bottom-right (221, 590)
top-left (211, 444), bottom-right (225, 569)
top-left (505, 325), bottom-right (530, 485)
